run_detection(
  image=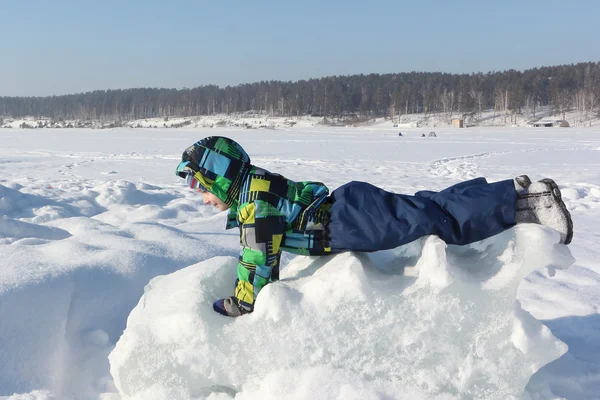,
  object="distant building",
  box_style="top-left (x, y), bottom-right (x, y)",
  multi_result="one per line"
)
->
top-left (451, 118), bottom-right (464, 128)
top-left (531, 119), bottom-right (570, 128)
